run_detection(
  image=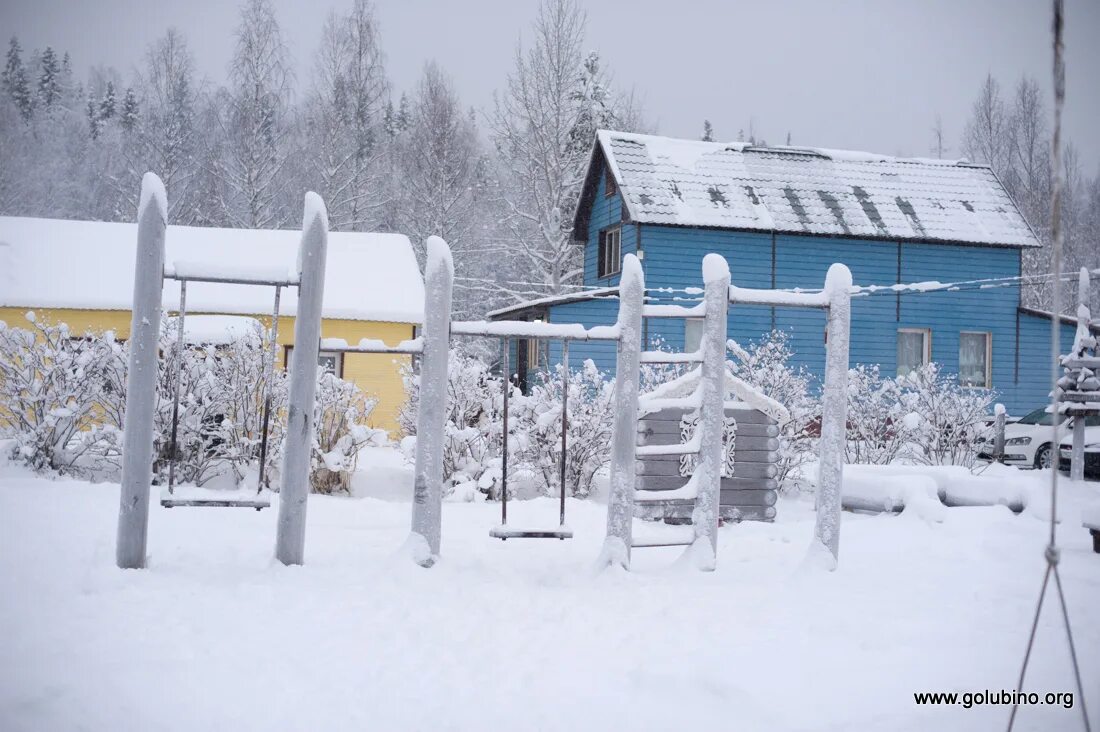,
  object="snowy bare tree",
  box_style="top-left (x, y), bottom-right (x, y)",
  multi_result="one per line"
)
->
top-left (304, 0), bottom-right (388, 230)
top-left (118, 29), bottom-right (200, 222)
top-left (962, 74), bottom-right (1012, 179)
top-left (490, 0), bottom-right (641, 299)
top-left (216, 0), bottom-right (294, 228)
